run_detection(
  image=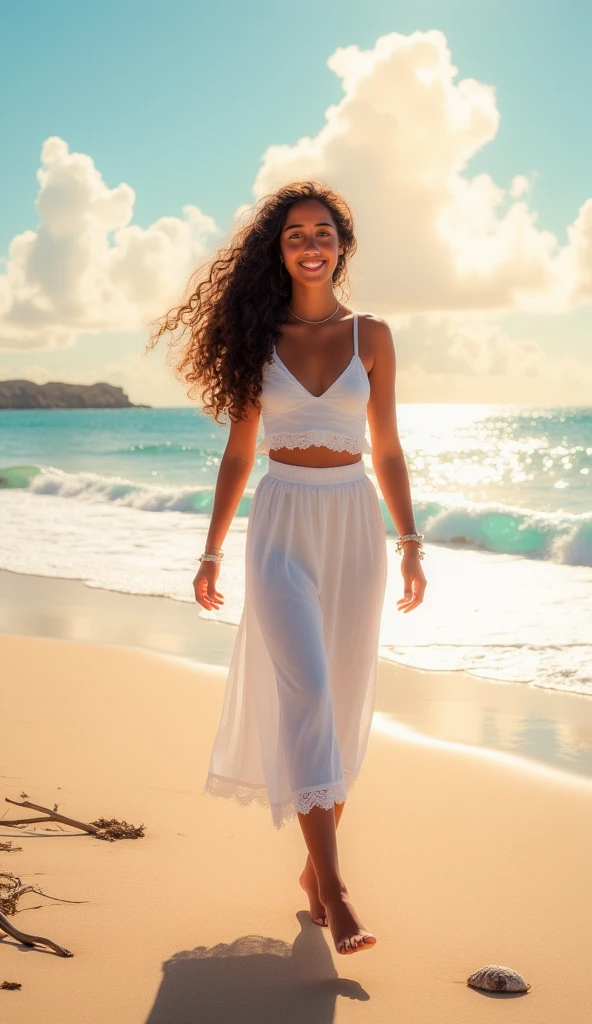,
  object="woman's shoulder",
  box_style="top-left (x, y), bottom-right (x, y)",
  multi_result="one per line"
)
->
top-left (354, 309), bottom-right (390, 329)
top-left (354, 311), bottom-right (394, 353)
